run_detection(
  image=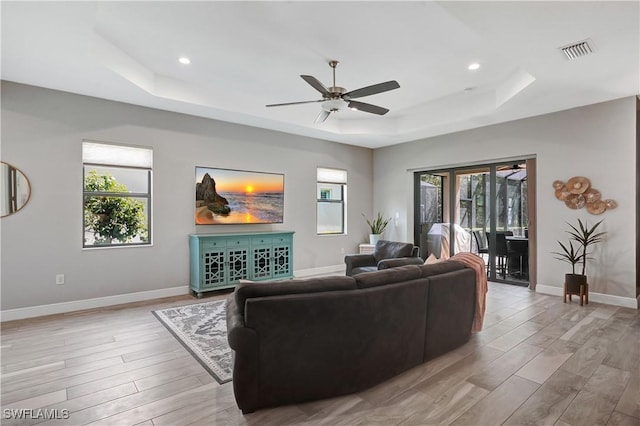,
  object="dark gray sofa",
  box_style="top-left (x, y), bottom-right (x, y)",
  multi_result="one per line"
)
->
top-left (226, 260), bottom-right (477, 414)
top-left (344, 239), bottom-right (422, 276)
